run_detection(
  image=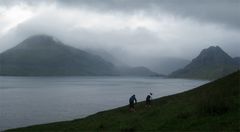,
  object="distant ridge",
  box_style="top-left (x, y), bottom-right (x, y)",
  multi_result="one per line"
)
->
top-left (0, 35), bottom-right (157, 76)
top-left (169, 46), bottom-right (239, 79)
